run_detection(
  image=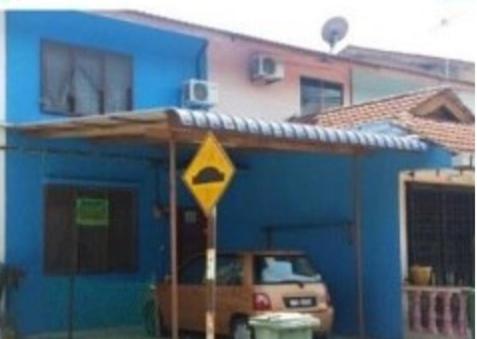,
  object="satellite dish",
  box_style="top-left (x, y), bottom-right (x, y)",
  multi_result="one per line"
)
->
top-left (321, 16), bottom-right (349, 52)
